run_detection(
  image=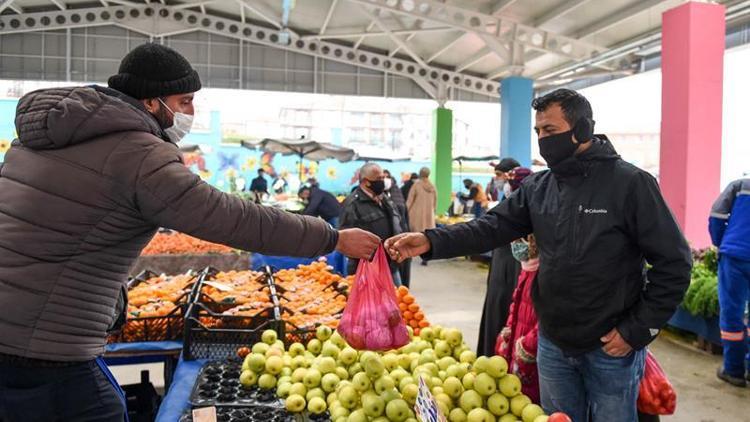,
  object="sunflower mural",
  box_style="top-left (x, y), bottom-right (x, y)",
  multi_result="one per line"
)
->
top-left (241, 157), bottom-right (257, 171)
top-left (0, 139), bottom-right (10, 156)
top-left (326, 166), bottom-right (338, 180)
